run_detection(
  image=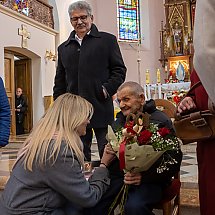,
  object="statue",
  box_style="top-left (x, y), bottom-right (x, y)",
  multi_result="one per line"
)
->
top-left (172, 22), bottom-right (183, 55)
